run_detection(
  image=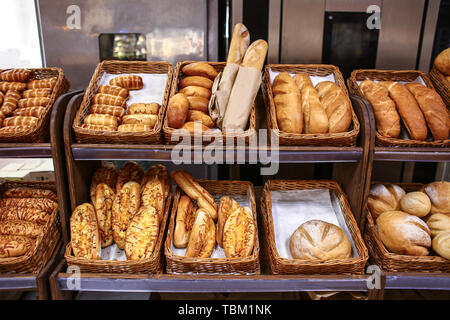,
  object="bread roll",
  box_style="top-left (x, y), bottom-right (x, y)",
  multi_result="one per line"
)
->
top-left (187, 110), bottom-right (215, 128)
top-left (223, 207), bottom-right (255, 258)
top-left (434, 48), bottom-right (450, 76)
top-left (125, 206), bottom-right (159, 260)
top-left (427, 214), bottom-right (450, 238)
top-left (241, 40), bottom-right (268, 71)
top-left (23, 88), bottom-right (51, 98)
top-left (360, 80), bottom-right (401, 138)
top-left (227, 23), bottom-right (250, 64)
top-left (376, 211), bottom-right (431, 256)
top-left (81, 124), bottom-right (117, 131)
top-left (89, 104), bottom-right (125, 118)
top-left (367, 184), bottom-right (406, 219)
top-left (18, 97), bottom-right (50, 108)
top-left (2, 116), bottom-right (38, 128)
top-left (94, 183), bottom-right (115, 247)
top-left (399, 192), bottom-right (431, 217)
top-left (272, 72), bottom-right (303, 133)
top-left (171, 170), bottom-right (218, 220)
top-left (216, 196), bottom-right (240, 247)
top-left (180, 121), bottom-right (211, 134)
top-left (0, 69), bottom-right (32, 82)
top-left (0, 82), bottom-right (27, 92)
top-left (0, 220), bottom-right (43, 238)
top-left (0, 207), bottom-right (49, 224)
top-left (0, 126), bottom-right (32, 134)
top-left (180, 76), bottom-right (213, 90)
top-left (122, 114), bottom-right (157, 127)
top-left (83, 114), bottom-right (119, 128)
top-left (92, 93), bottom-right (126, 107)
top-left (109, 75), bottom-right (143, 90)
top-left (405, 83), bottom-right (449, 141)
top-left (141, 164), bottom-right (171, 200)
top-left (13, 106), bottom-right (45, 118)
top-left (300, 84), bottom-right (329, 134)
top-left (0, 198), bottom-right (57, 213)
top-left (185, 209), bottom-right (216, 258)
top-left (420, 181), bottom-right (450, 215)
top-left (173, 195), bottom-right (198, 248)
top-left (446, 76), bottom-right (450, 83)
top-left (97, 85), bottom-right (129, 99)
top-left (179, 86), bottom-right (211, 100)
top-left (186, 96), bottom-right (209, 113)
top-left (127, 103), bottom-right (160, 115)
top-left (117, 124), bottom-right (150, 132)
top-left (167, 93), bottom-right (189, 129)
top-left (3, 187), bottom-right (57, 201)
top-left (116, 161), bottom-right (144, 193)
top-left (70, 203), bottom-right (101, 259)
top-left (432, 232), bottom-right (450, 259)
top-left (27, 77), bottom-right (57, 89)
top-left (315, 81), bottom-right (352, 133)
top-left (289, 220), bottom-right (351, 260)
top-left (90, 166), bottom-right (118, 204)
top-left (112, 181), bottom-right (141, 250)
top-left (0, 235), bottom-right (34, 258)
top-left (181, 62), bottom-right (218, 80)
top-left (1, 90), bottom-right (21, 115)
top-left (140, 176), bottom-right (165, 224)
